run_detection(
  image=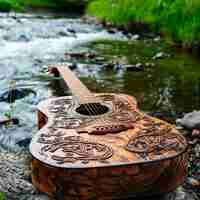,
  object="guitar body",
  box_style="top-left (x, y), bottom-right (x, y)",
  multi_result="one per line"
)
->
top-left (30, 65), bottom-right (188, 200)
